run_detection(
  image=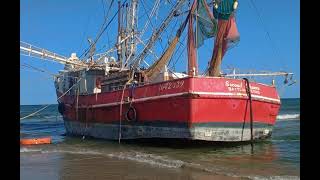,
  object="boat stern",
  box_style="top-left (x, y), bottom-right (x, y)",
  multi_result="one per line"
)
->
top-left (187, 76), bottom-right (280, 141)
